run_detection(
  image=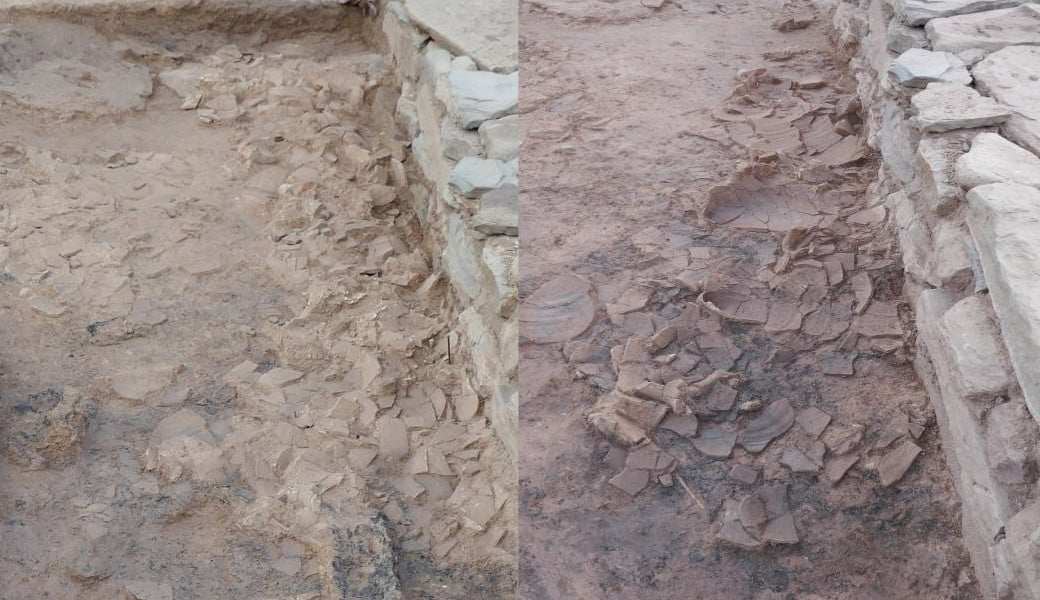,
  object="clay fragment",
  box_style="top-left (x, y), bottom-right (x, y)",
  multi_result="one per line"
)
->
top-left (519, 273), bottom-right (596, 343)
top-left (825, 454), bottom-right (859, 483)
top-left (795, 407), bottom-right (831, 437)
top-left (739, 399), bottom-right (795, 453)
top-left (729, 464), bottom-right (760, 484)
top-left (692, 427), bottom-right (738, 458)
top-left (781, 449), bottom-right (820, 473)
top-left (878, 440), bottom-right (922, 486)
top-left (659, 412), bottom-right (699, 437)
top-left (609, 468), bottom-right (650, 496)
